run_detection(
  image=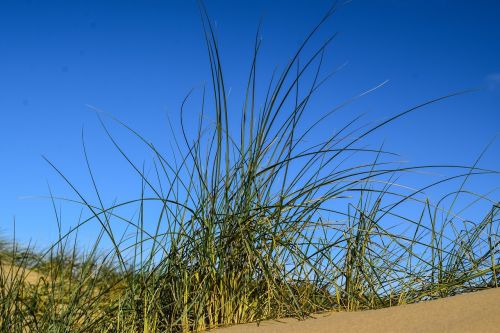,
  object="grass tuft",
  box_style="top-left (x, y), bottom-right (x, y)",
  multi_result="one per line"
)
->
top-left (1, 3), bottom-right (498, 332)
